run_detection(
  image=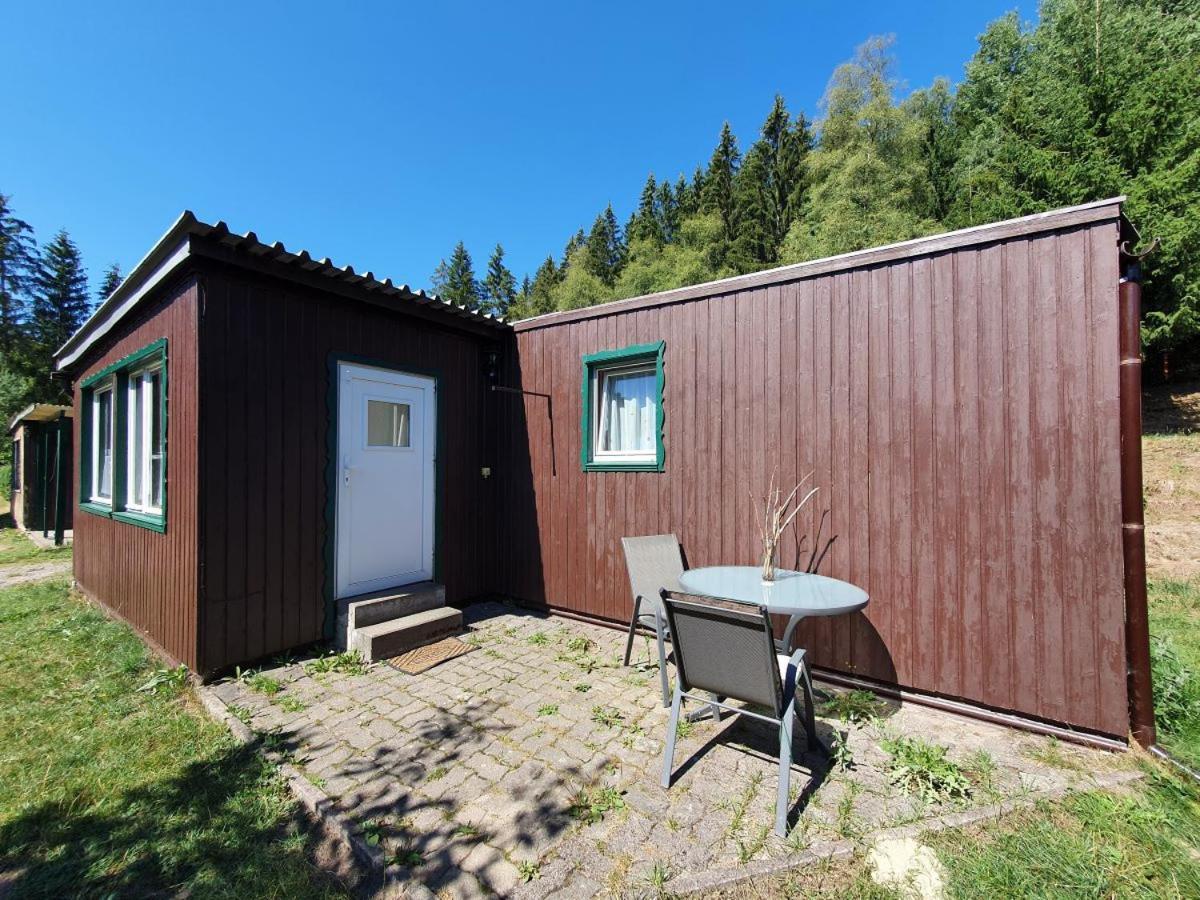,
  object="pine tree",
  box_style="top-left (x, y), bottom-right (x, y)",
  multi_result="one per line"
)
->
top-left (481, 244), bottom-right (517, 318)
top-left (583, 205), bottom-right (625, 285)
top-left (561, 229), bottom-right (586, 270)
top-left (0, 193), bottom-right (37, 357)
top-left (701, 123), bottom-right (744, 269)
top-left (31, 229), bottom-right (89, 402)
top-left (97, 262), bottom-right (123, 304)
top-left (430, 241), bottom-right (482, 309)
top-left (515, 255), bottom-right (559, 318)
top-left (736, 95), bottom-right (813, 267)
top-left (657, 179), bottom-right (679, 243)
top-left (626, 174), bottom-right (663, 246)
top-left (905, 79), bottom-right (958, 224)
